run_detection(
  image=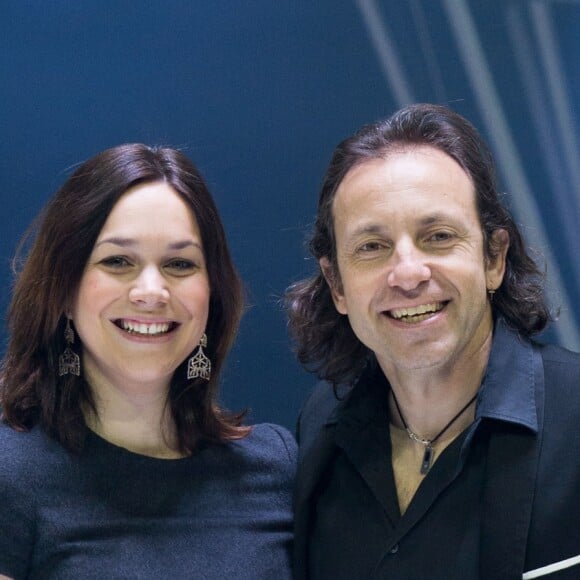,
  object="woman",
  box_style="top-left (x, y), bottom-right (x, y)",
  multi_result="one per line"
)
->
top-left (0, 144), bottom-right (296, 579)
